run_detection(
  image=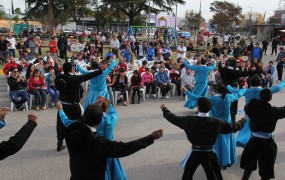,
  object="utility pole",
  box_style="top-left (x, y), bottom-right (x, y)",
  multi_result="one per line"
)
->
top-left (25, 0), bottom-right (29, 33)
top-left (249, 6), bottom-right (253, 39)
top-left (148, 0), bottom-right (150, 41)
top-left (197, 0), bottom-right (201, 47)
top-left (173, 3), bottom-right (178, 48)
